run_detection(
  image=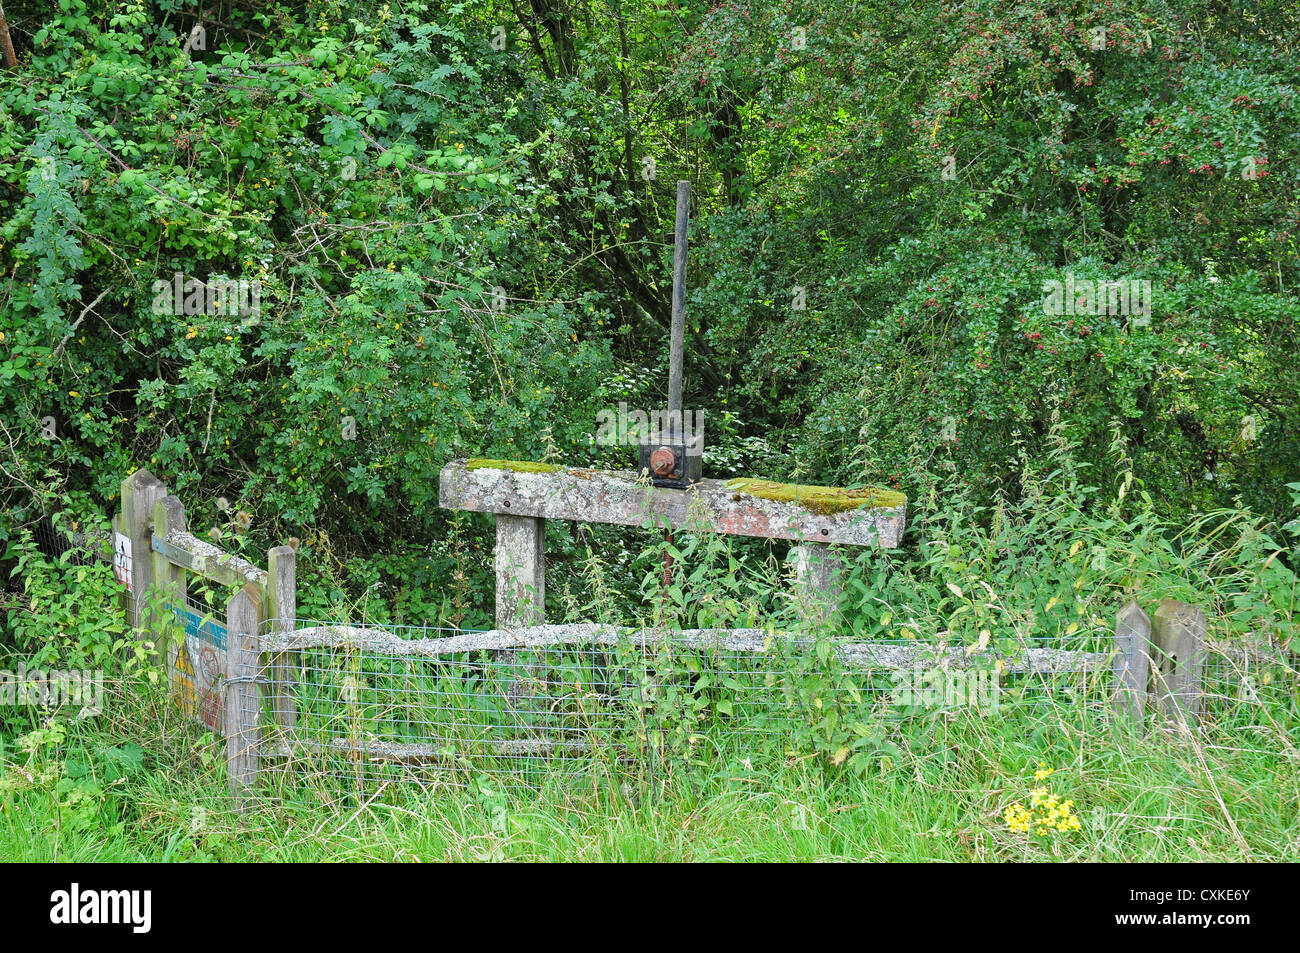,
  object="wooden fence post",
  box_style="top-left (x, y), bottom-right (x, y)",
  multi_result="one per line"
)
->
top-left (790, 543), bottom-right (845, 630)
top-left (1113, 600), bottom-right (1151, 726)
top-left (151, 496), bottom-right (188, 660)
top-left (266, 544), bottom-right (297, 738)
top-left (495, 514), bottom-right (545, 627)
top-left (1151, 599), bottom-right (1206, 725)
top-left (119, 469), bottom-right (168, 633)
top-left (225, 582), bottom-right (265, 810)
